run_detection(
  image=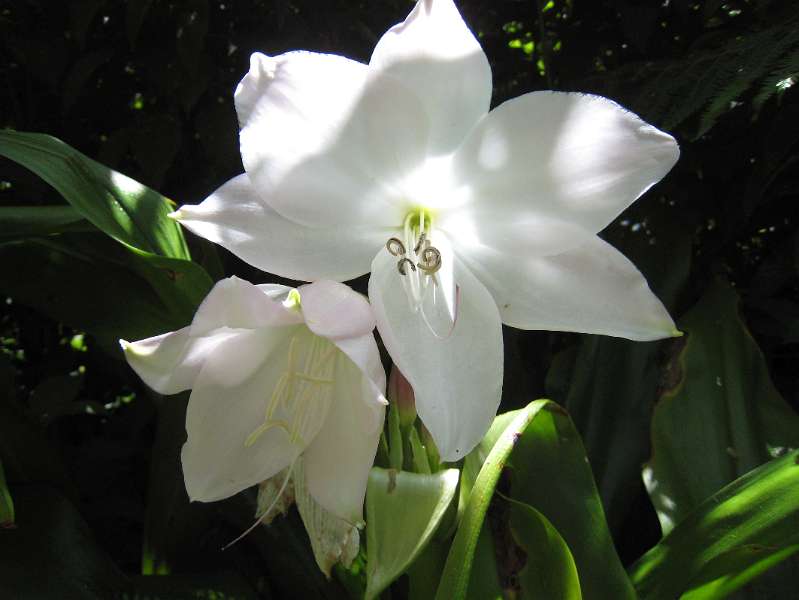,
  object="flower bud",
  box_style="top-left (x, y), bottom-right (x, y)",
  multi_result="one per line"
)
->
top-left (387, 365), bottom-right (416, 429)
